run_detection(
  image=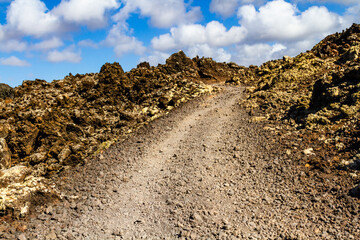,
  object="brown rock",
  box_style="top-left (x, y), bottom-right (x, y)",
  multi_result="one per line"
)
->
top-left (0, 166), bottom-right (30, 188)
top-left (0, 138), bottom-right (11, 169)
top-left (0, 83), bottom-right (14, 99)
